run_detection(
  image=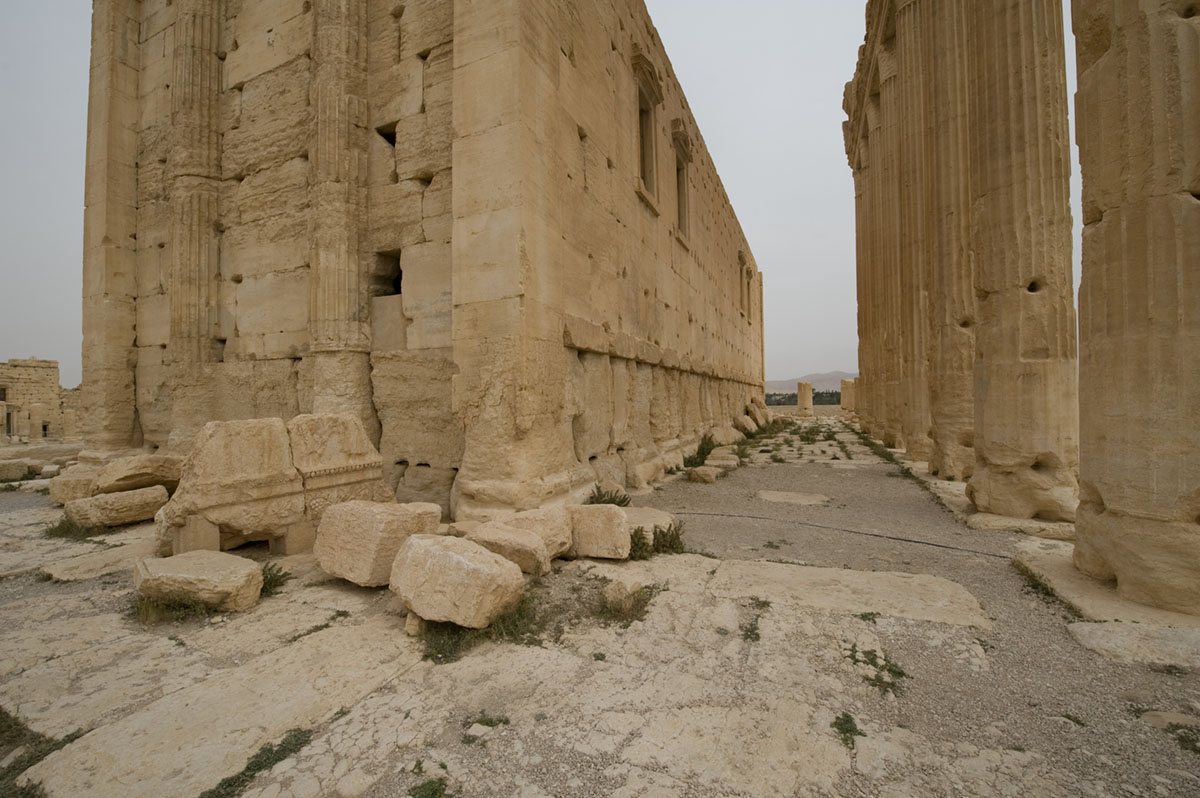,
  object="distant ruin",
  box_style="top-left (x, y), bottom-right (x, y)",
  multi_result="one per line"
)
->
top-left (844, 0), bottom-right (1198, 615)
top-left (81, 0), bottom-right (764, 519)
top-left (0, 359), bottom-right (80, 445)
